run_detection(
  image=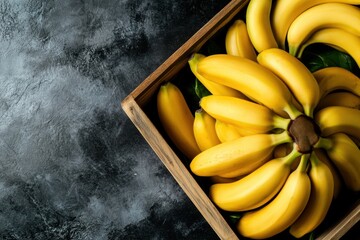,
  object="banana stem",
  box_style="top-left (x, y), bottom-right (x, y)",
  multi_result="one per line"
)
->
top-left (310, 151), bottom-right (320, 167)
top-left (303, 105), bottom-right (314, 119)
top-left (313, 137), bottom-right (333, 150)
top-left (298, 153), bottom-right (310, 173)
top-left (284, 103), bottom-right (303, 120)
top-left (282, 145), bottom-right (302, 166)
top-left (273, 131), bottom-right (292, 145)
top-left (273, 115), bottom-right (292, 130)
top-left (288, 45), bottom-right (299, 57)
